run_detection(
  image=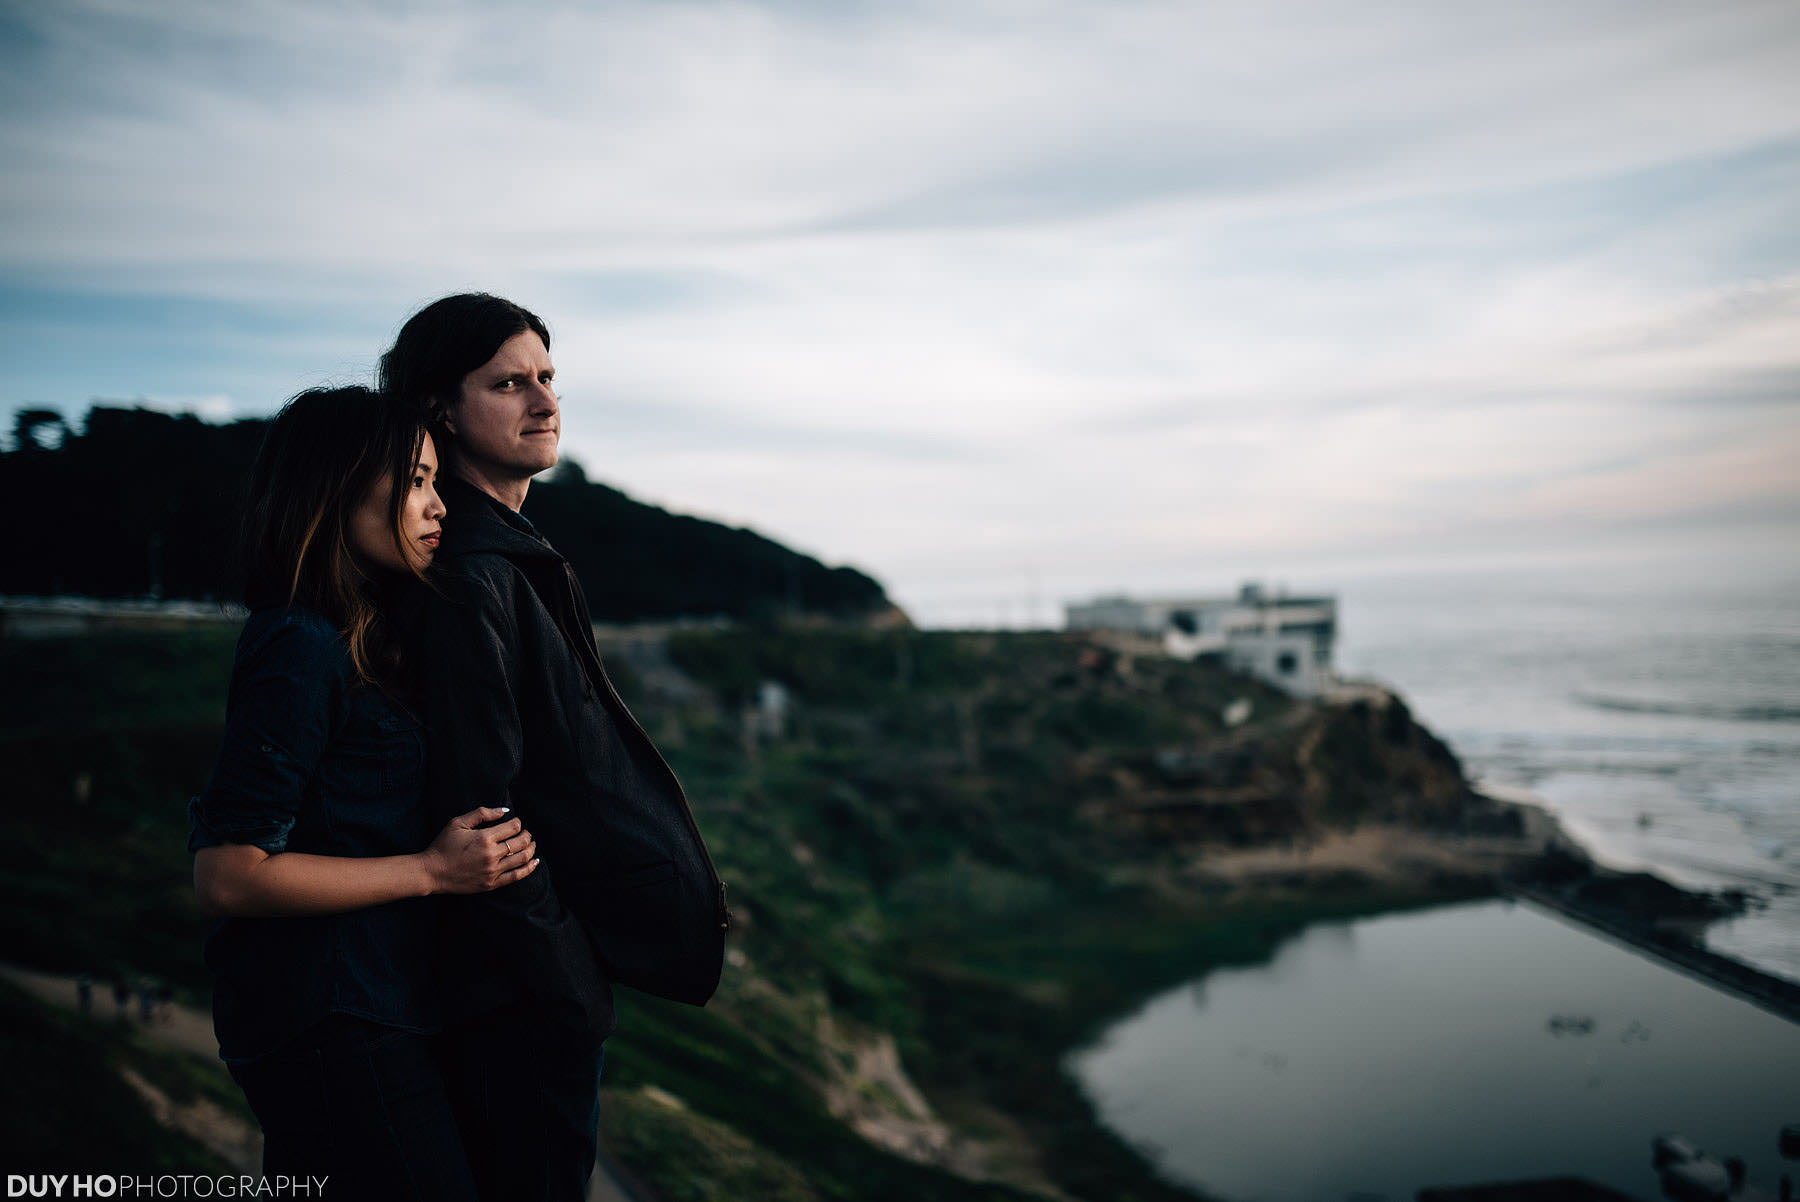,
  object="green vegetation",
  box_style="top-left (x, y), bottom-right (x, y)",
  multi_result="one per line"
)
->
top-left (0, 405), bottom-right (888, 619)
top-left (604, 1085), bottom-right (820, 1202)
top-left (526, 469), bottom-right (887, 620)
top-left (0, 629), bottom-right (236, 993)
top-left (1, 622), bottom-right (1485, 1198)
